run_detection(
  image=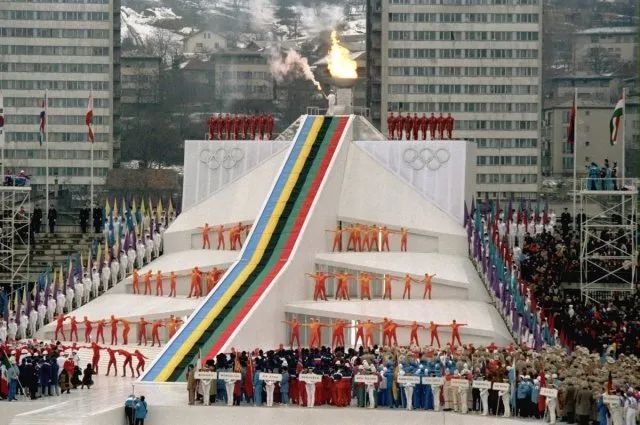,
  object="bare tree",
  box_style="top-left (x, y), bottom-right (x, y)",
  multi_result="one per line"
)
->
top-left (584, 46), bottom-right (621, 74)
